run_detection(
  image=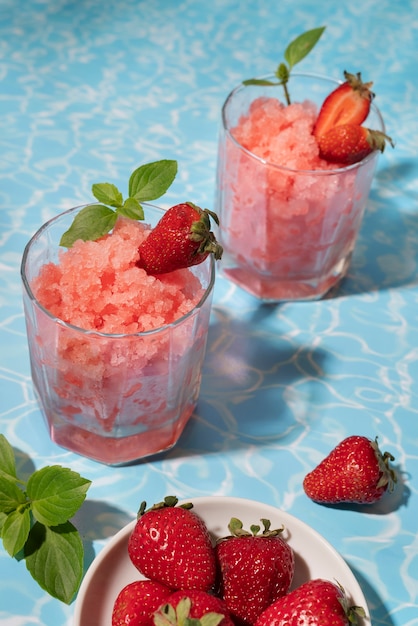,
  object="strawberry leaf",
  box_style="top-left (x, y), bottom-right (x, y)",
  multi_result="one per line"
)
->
top-left (27, 465), bottom-right (91, 527)
top-left (59, 204), bottom-right (118, 247)
top-left (2, 508), bottom-right (31, 557)
top-left (129, 159), bottom-right (178, 202)
top-left (92, 182), bottom-right (123, 208)
top-left (284, 26), bottom-right (326, 70)
top-left (25, 521), bottom-right (84, 604)
top-left (119, 196), bottom-right (145, 220)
